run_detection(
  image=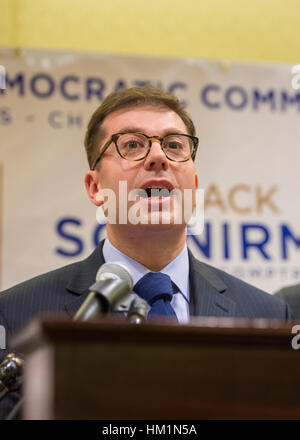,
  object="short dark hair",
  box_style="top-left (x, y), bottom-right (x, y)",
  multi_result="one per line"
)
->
top-left (84, 85), bottom-right (196, 169)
